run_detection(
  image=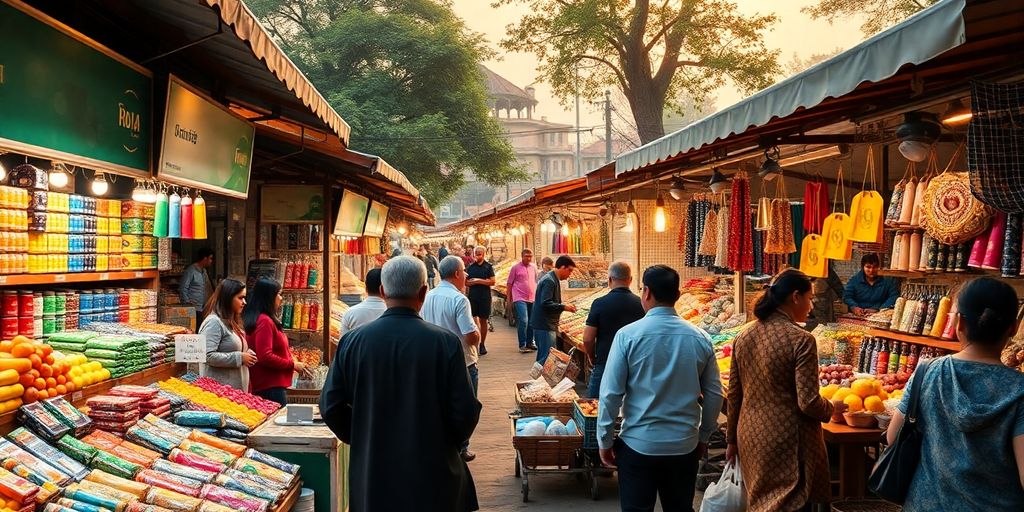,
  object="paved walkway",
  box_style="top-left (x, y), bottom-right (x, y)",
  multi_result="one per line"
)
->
top-left (471, 319), bottom-right (707, 510)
